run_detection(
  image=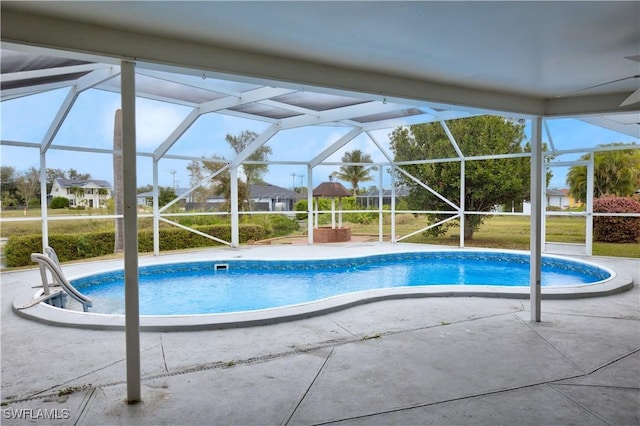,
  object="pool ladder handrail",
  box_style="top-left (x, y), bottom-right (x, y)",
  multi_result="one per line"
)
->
top-left (29, 247), bottom-right (92, 312)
